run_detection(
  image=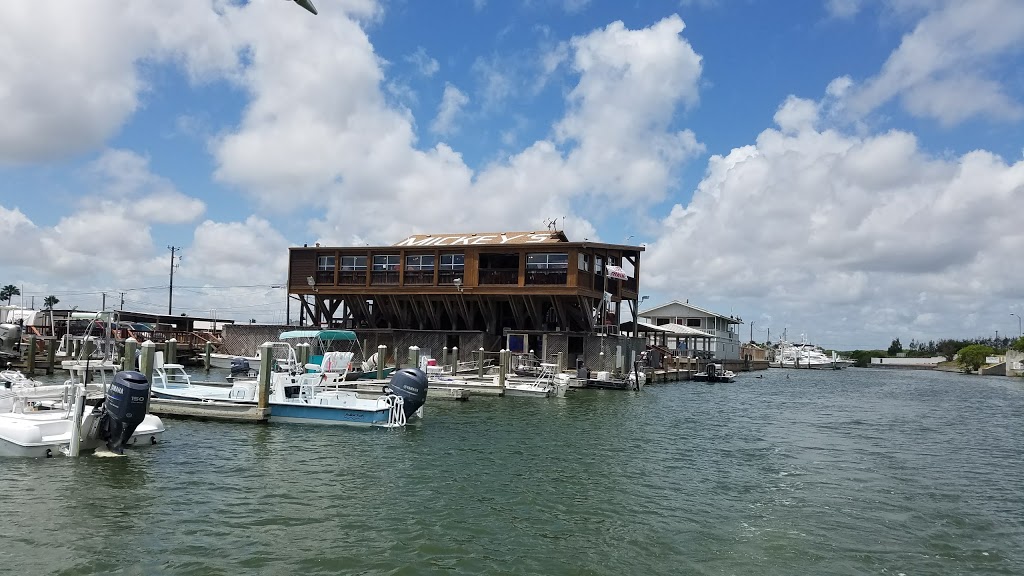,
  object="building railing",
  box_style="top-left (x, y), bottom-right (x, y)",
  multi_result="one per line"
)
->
top-left (338, 271), bottom-right (366, 285)
top-left (371, 271), bottom-right (400, 285)
top-left (438, 269), bottom-right (463, 285)
top-left (479, 268), bottom-right (519, 285)
top-left (404, 270), bottom-right (434, 285)
top-left (525, 270), bottom-right (567, 285)
top-left (315, 270), bottom-right (335, 285)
